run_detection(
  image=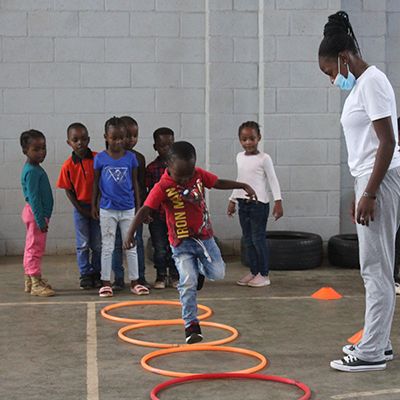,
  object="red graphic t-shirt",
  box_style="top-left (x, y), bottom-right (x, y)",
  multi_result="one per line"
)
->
top-left (144, 168), bottom-right (218, 247)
